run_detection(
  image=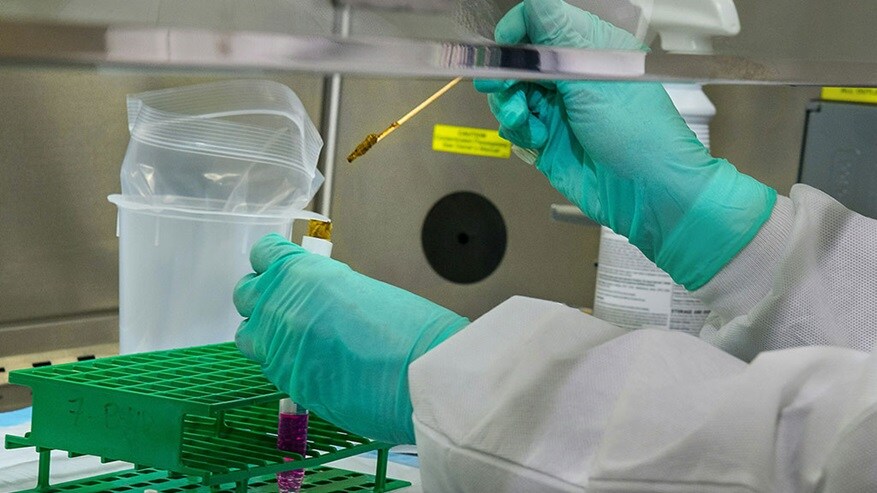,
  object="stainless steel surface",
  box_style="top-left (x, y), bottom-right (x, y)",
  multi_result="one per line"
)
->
top-left (318, 74), bottom-right (344, 217)
top-left (705, 84), bottom-right (819, 194)
top-left (550, 204), bottom-right (598, 227)
top-left (0, 0), bottom-right (335, 34)
top-left (0, 21), bottom-right (647, 81)
top-left (340, 0), bottom-right (453, 10)
top-left (330, 78), bottom-right (597, 318)
top-left (713, 0), bottom-right (875, 64)
top-left (2, 0), bottom-right (877, 84)
top-left (0, 313), bottom-right (119, 411)
top-left (645, 54), bottom-right (877, 87)
top-left (316, 6), bottom-right (352, 217)
top-left (1, 68), bottom-right (122, 324)
top-left (0, 313), bottom-right (118, 358)
top-left (0, 384), bottom-right (32, 413)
